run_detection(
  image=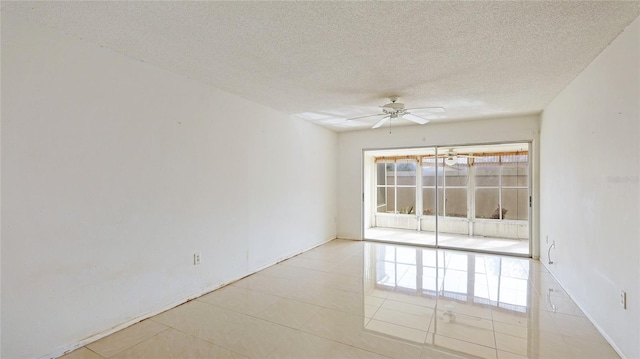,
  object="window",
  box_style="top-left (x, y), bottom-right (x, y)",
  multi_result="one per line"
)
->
top-left (421, 157), bottom-right (442, 216)
top-left (376, 162), bottom-right (393, 213)
top-left (475, 153), bottom-right (528, 220)
top-left (421, 157), bottom-right (468, 217)
top-left (375, 149), bottom-right (528, 221)
top-left (376, 160), bottom-right (417, 214)
top-left (443, 159), bottom-right (469, 218)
